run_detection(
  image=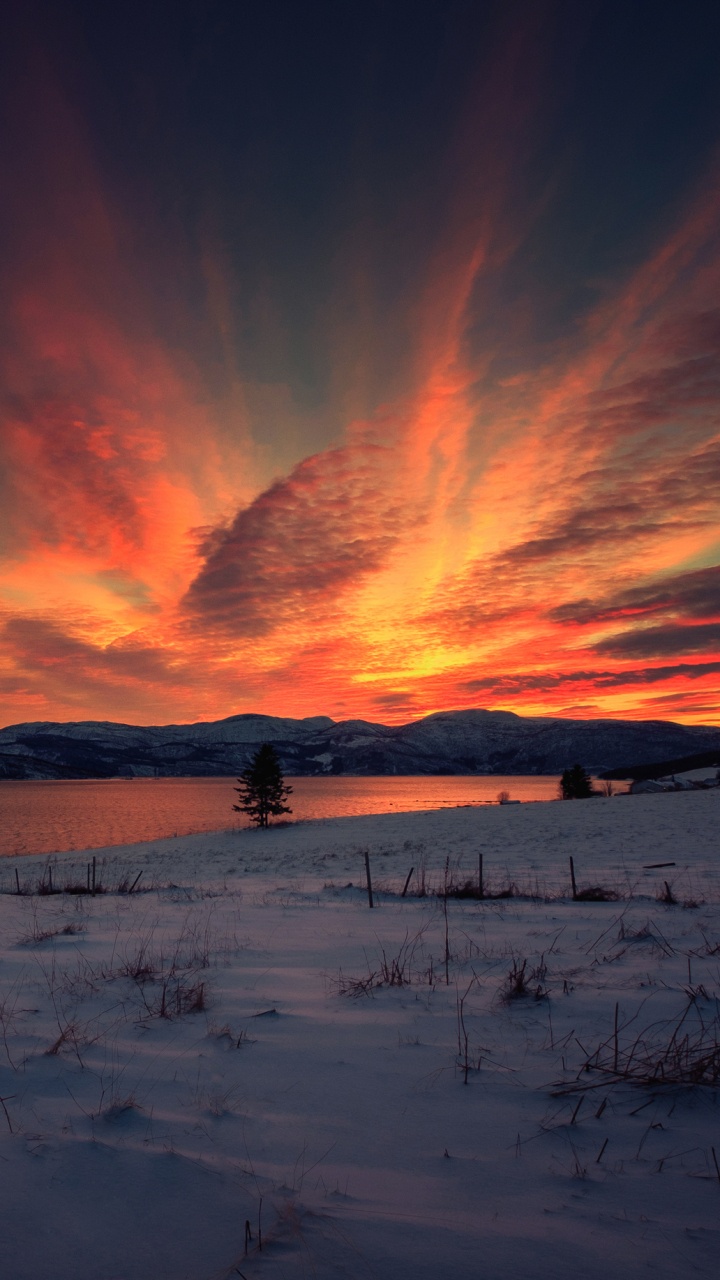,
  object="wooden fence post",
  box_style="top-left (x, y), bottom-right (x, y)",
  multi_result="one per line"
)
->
top-left (364, 850), bottom-right (374, 909)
